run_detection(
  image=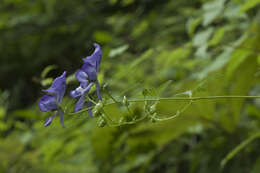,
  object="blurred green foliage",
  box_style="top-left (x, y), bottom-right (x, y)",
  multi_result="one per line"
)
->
top-left (1, 0), bottom-right (260, 172)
